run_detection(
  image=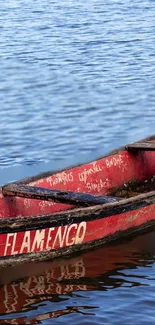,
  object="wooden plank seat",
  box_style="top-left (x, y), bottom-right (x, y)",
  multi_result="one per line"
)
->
top-left (2, 183), bottom-right (121, 207)
top-left (126, 141), bottom-right (155, 151)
